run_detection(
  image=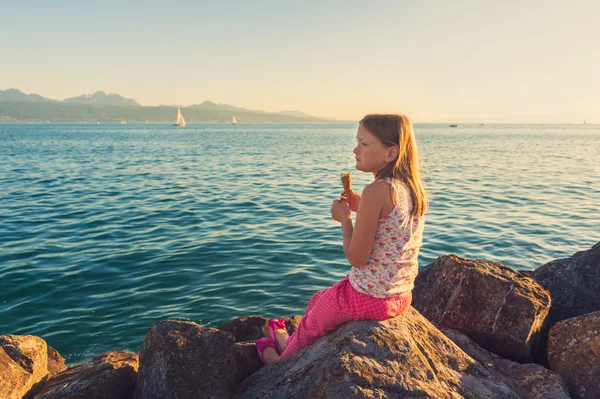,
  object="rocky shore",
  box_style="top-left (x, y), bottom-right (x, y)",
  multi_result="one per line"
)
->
top-left (2, 242), bottom-right (599, 398)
